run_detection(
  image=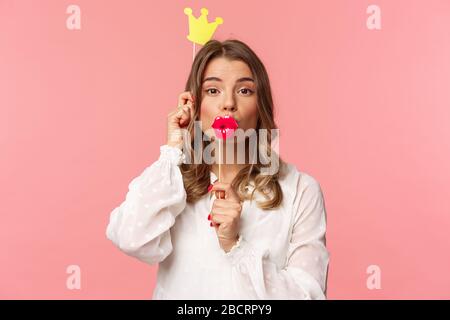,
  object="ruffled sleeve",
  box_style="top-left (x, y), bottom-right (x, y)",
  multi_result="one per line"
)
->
top-left (223, 174), bottom-right (330, 299)
top-left (106, 145), bottom-right (187, 265)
